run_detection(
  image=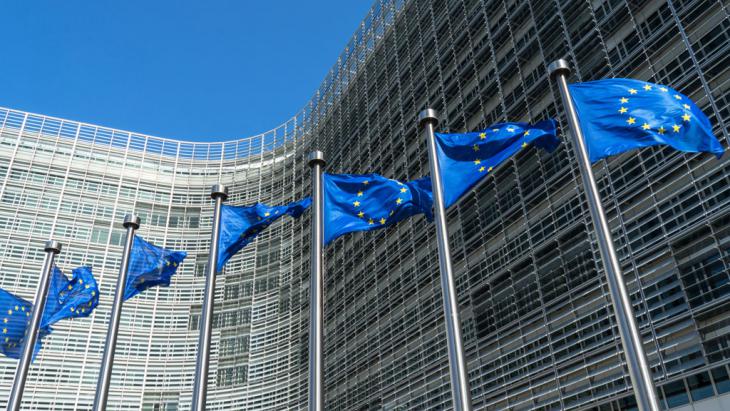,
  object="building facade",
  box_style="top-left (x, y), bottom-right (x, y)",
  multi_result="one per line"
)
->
top-left (0, 0), bottom-right (729, 409)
